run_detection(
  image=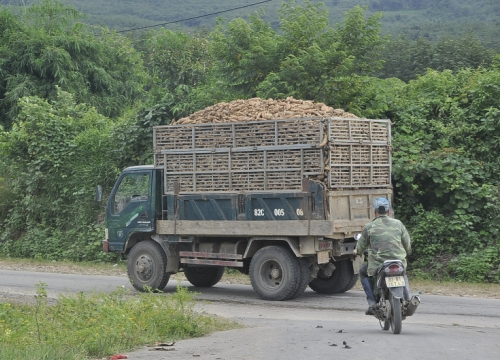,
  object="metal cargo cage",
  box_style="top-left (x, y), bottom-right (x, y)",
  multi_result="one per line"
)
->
top-left (328, 118), bottom-right (391, 188)
top-left (154, 117), bottom-right (391, 193)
